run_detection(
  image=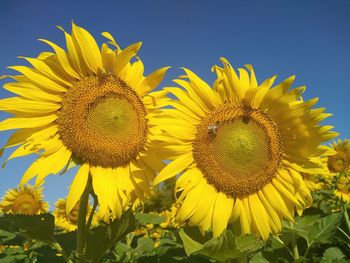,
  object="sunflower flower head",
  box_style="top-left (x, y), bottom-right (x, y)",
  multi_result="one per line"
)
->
top-left (302, 154), bottom-right (335, 192)
top-left (154, 58), bottom-right (337, 240)
top-left (328, 139), bottom-right (350, 174)
top-left (0, 184), bottom-right (48, 215)
top-left (54, 198), bottom-right (96, 232)
top-left (0, 23), bottom-right (169, 220)
top-left (335, 175), bottom-right (350, 203)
